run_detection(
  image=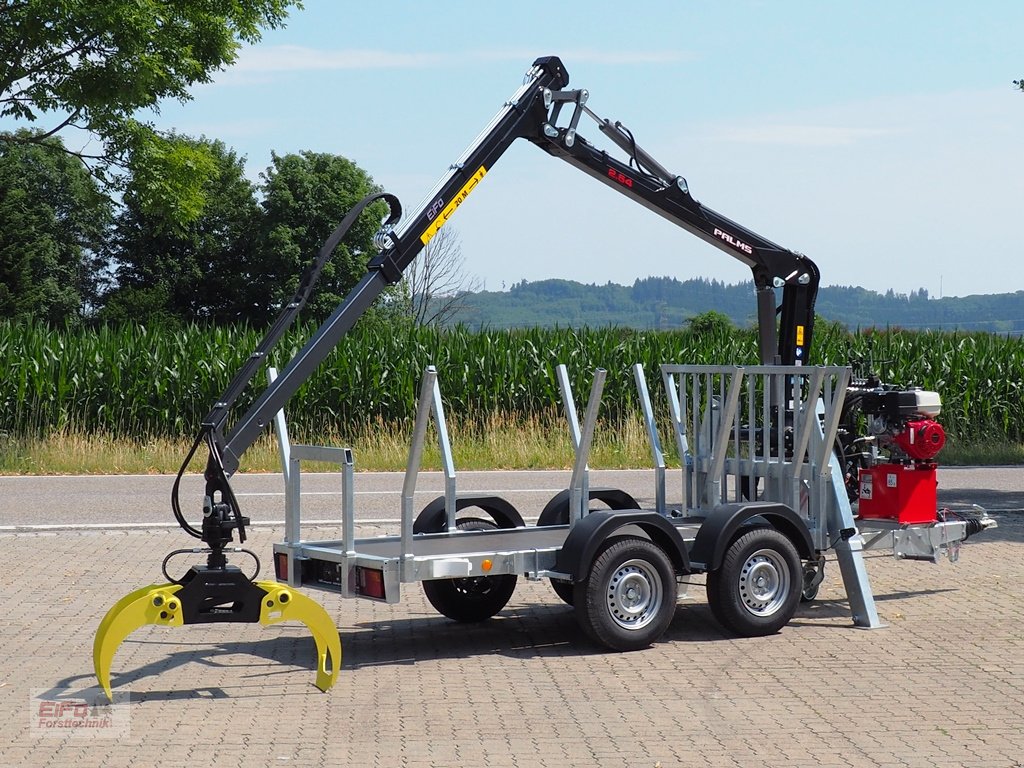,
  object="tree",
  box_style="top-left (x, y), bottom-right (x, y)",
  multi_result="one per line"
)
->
top-left (101, 136), bottom-right (261, 324)
top-left (0, 0), bottom-right (300, 225)
top-left (402, 227), bottom-right (482, 326)
top-left (0, 130), bottom-right (111, 323)
top-left (686, 309), bottom-right (734, 335)
top-left (258, 151), bottom-right (387, 322)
